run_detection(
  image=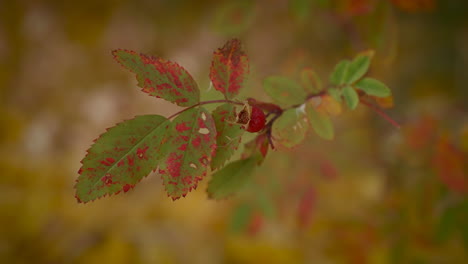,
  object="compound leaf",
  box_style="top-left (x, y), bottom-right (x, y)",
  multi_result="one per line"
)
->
top-left (75, 115), bottom-right (170, 203)
top-left (159, 107), bottom-right (217, 200)
top-left (210, 39), bottom-right (249, 99)
top-left (306, 103), bottom-right (334, 140)
top-left (207, 156), bottom-right (258, 200)
top-left (272, 108), bottom-right (309, 148)
top-left (211, 104), bottom-right (245, 170)
top-left (355, 77), bottom-right (391, 97)
top-left (263, 76), bottom-right (307, 107)
top-left (112, 49), bottom-right (199, 106)
top-left (342, 85), bottom-right (359, 110)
